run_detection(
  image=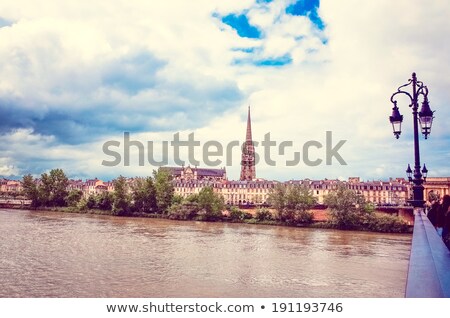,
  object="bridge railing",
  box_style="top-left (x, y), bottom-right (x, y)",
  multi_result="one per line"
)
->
top-left (405, 208), bottom-right (450, 297)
